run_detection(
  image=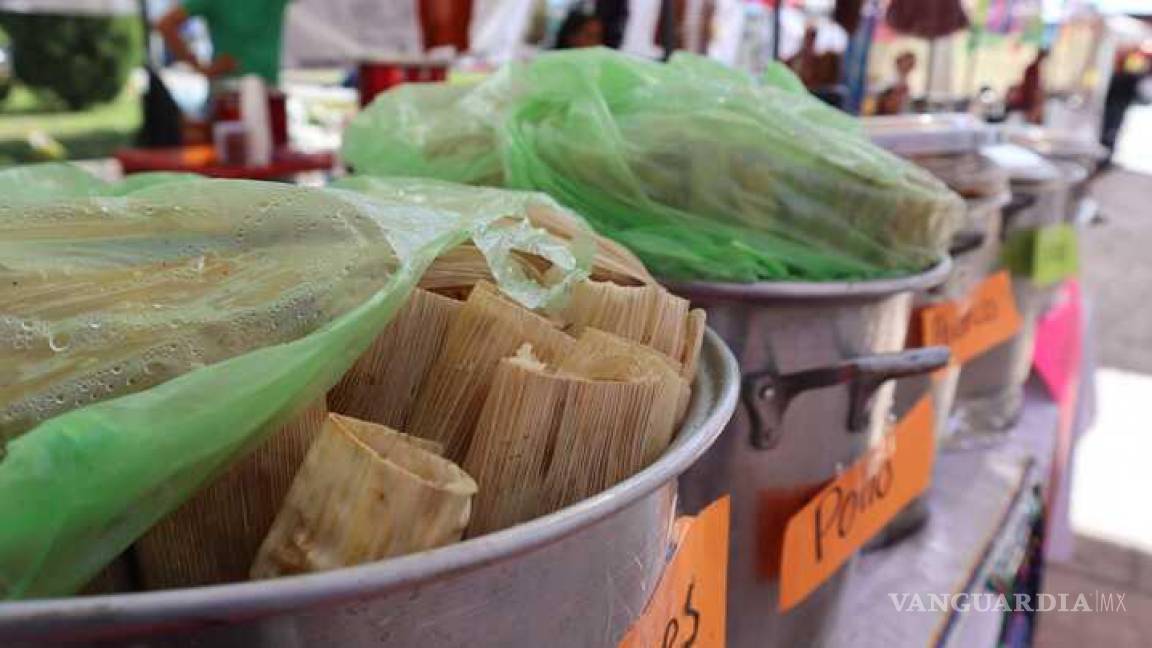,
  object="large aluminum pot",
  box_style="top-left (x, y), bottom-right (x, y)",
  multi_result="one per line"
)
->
top-left (953, 147), bottom-right (1070, 438)
top-left (0, 332), bottom-right (740, 648)
top-left (874, 196), bottom-right (1007, 548)
top-left (671, 262), bottom-right (950, 648)
top-left (895, 192), bottom-right (1009, 443)
top-left (1002, 125), bottom-right (1106, 223)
